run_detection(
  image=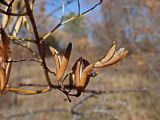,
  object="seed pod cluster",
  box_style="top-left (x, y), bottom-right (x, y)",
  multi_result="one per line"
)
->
top-left (50, 41), bottom-right (128, 96)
